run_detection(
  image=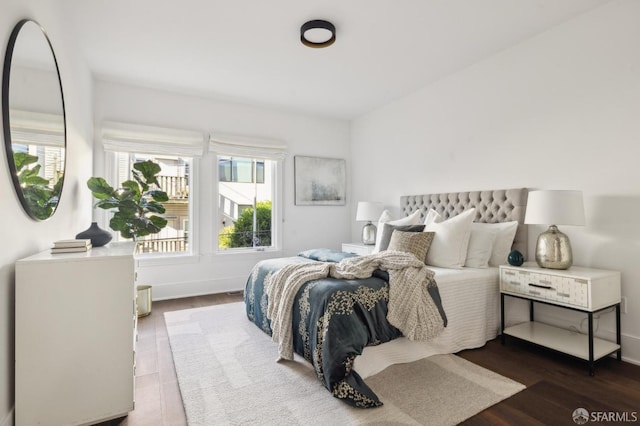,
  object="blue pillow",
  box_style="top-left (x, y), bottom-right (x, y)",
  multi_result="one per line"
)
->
top-left (298, 248), bottom-right (357, 262)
